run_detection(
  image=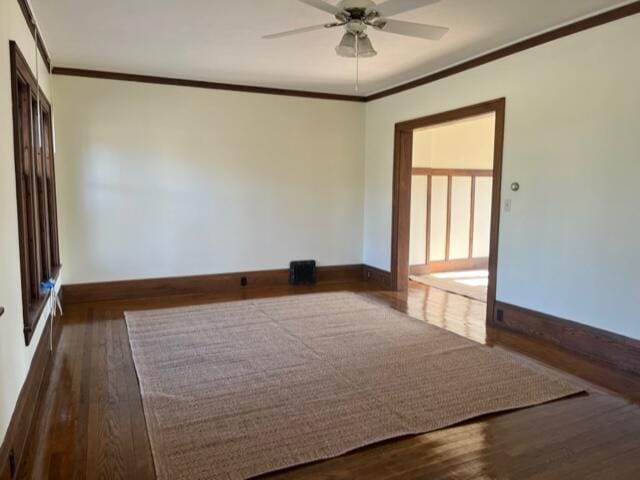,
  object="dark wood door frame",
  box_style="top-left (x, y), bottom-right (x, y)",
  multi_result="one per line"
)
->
top-left (390, 98), bottom-right (506, 322)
